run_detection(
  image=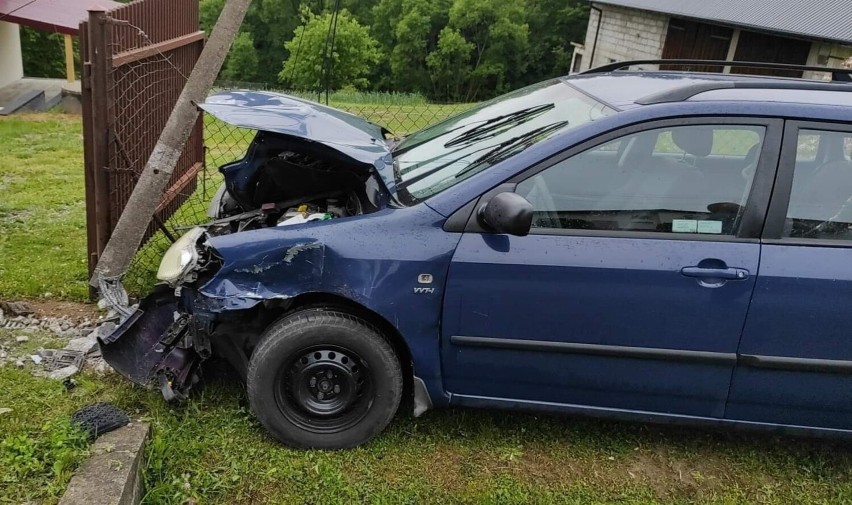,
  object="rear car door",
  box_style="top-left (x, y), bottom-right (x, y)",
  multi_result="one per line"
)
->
top-left (727, 122), bottom-right (852, 430)
top-left (442, 118), bottom-right (782, 418)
